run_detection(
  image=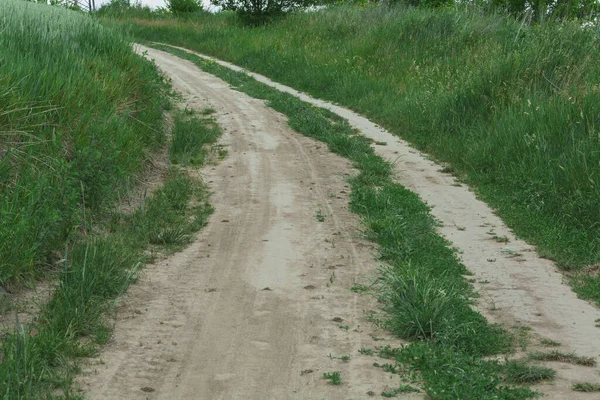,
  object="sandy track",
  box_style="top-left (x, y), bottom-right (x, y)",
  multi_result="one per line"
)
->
top-left (80, 46), bottom-right (417, 399)
top-left (150, 44), bottom-right (600, 395)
